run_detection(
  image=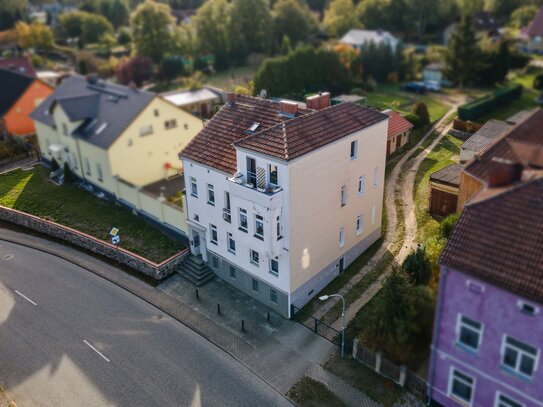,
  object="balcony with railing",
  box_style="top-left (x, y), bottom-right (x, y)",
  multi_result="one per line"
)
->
top-left (227, 172), bottom-right (283, 211)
